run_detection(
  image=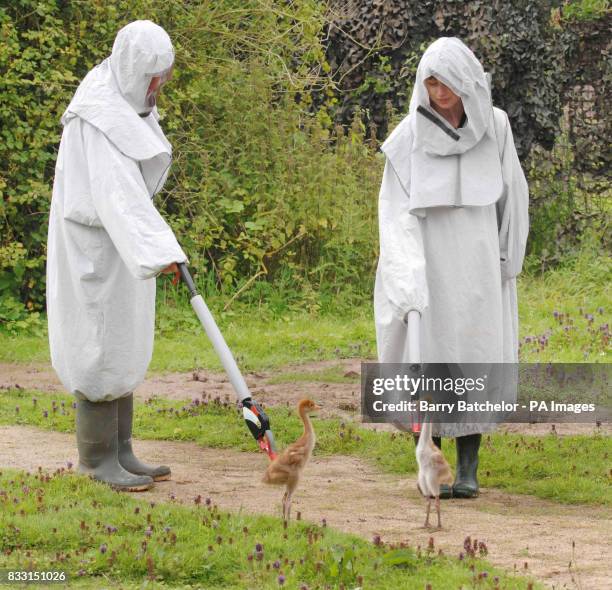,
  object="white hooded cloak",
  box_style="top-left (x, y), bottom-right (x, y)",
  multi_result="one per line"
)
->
top-left (373, 38), bottom-right (529, 436)
top-left (46, 21), bottom-right (187, 402)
